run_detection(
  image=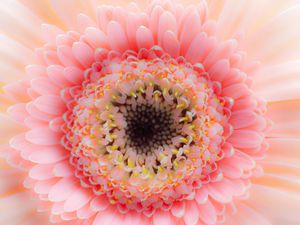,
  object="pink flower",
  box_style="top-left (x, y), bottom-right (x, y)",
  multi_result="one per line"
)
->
top-left (0, 0), bottom-right (300, 224)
